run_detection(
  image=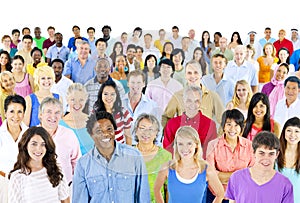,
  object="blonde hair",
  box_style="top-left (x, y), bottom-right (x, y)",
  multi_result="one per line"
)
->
top-left (33, 66), bottom-right (55, 89)
top-left (232, 80), bottom-right (252, 108)
top-left (173, 126), bottom-right (206, 171)
top-left (66, 83), bottom-right (88, 101)
top-left (0, 71), bottom-right (16, 91)
top-left (263, 42), bottom-right (276, 57)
